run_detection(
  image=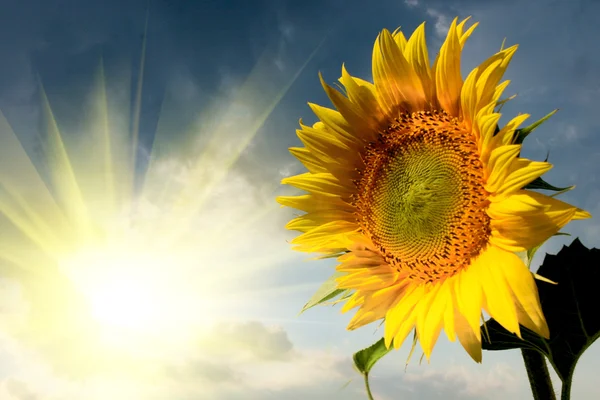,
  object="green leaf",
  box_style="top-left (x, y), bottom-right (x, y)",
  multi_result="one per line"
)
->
top-left (482, 238), bottom-right (600, 385)
top-left (524, 176), bottom-right (573, 192)
top-left (299, 271), bottom-right (346, 314)
top-left (513, 109), bottom-right (558, 145)
top-left (353, 337), bottom-right (392, 375)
